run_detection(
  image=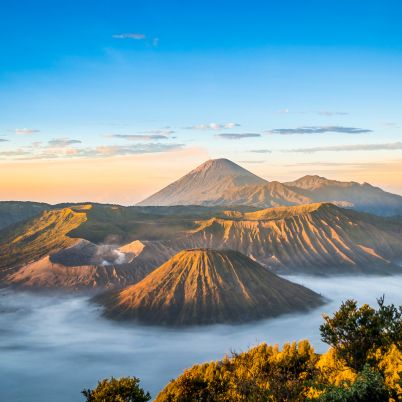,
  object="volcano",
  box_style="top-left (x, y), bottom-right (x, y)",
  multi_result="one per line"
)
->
top-left (98, 249), bottom-right (324, 325)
